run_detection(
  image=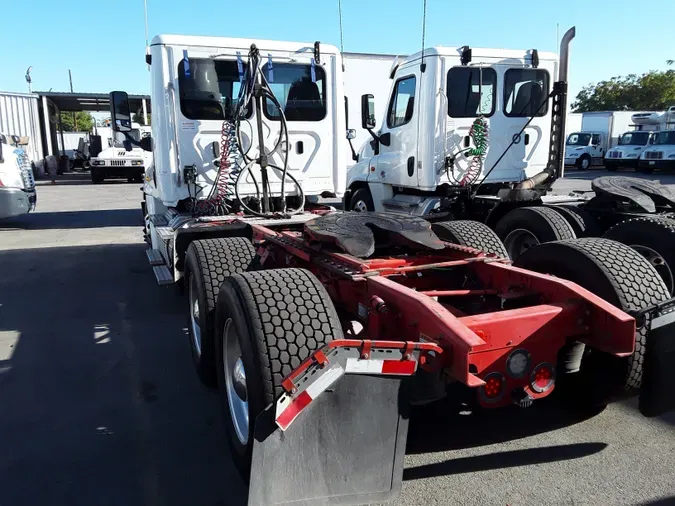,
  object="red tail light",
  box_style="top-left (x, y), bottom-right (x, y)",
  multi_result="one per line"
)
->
top-left (530, 363), bottom-right (555, 393)
top-left (479, 372), bottom-right (505, 403)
